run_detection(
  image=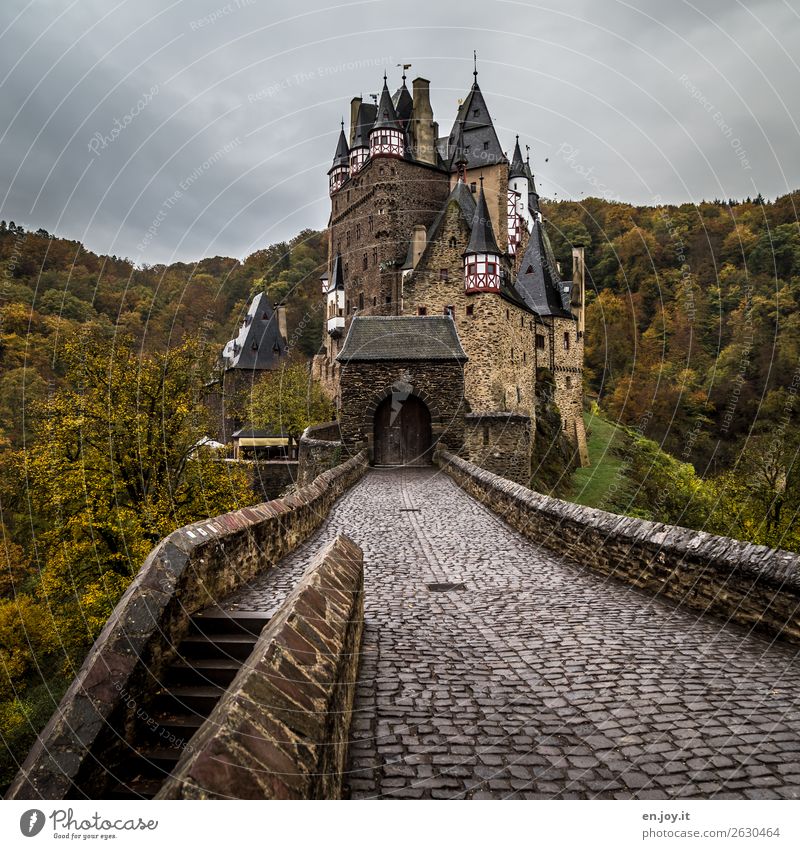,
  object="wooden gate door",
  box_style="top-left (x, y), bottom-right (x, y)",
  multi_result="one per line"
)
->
top-left (373, 395), bottom-right (432, 466)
